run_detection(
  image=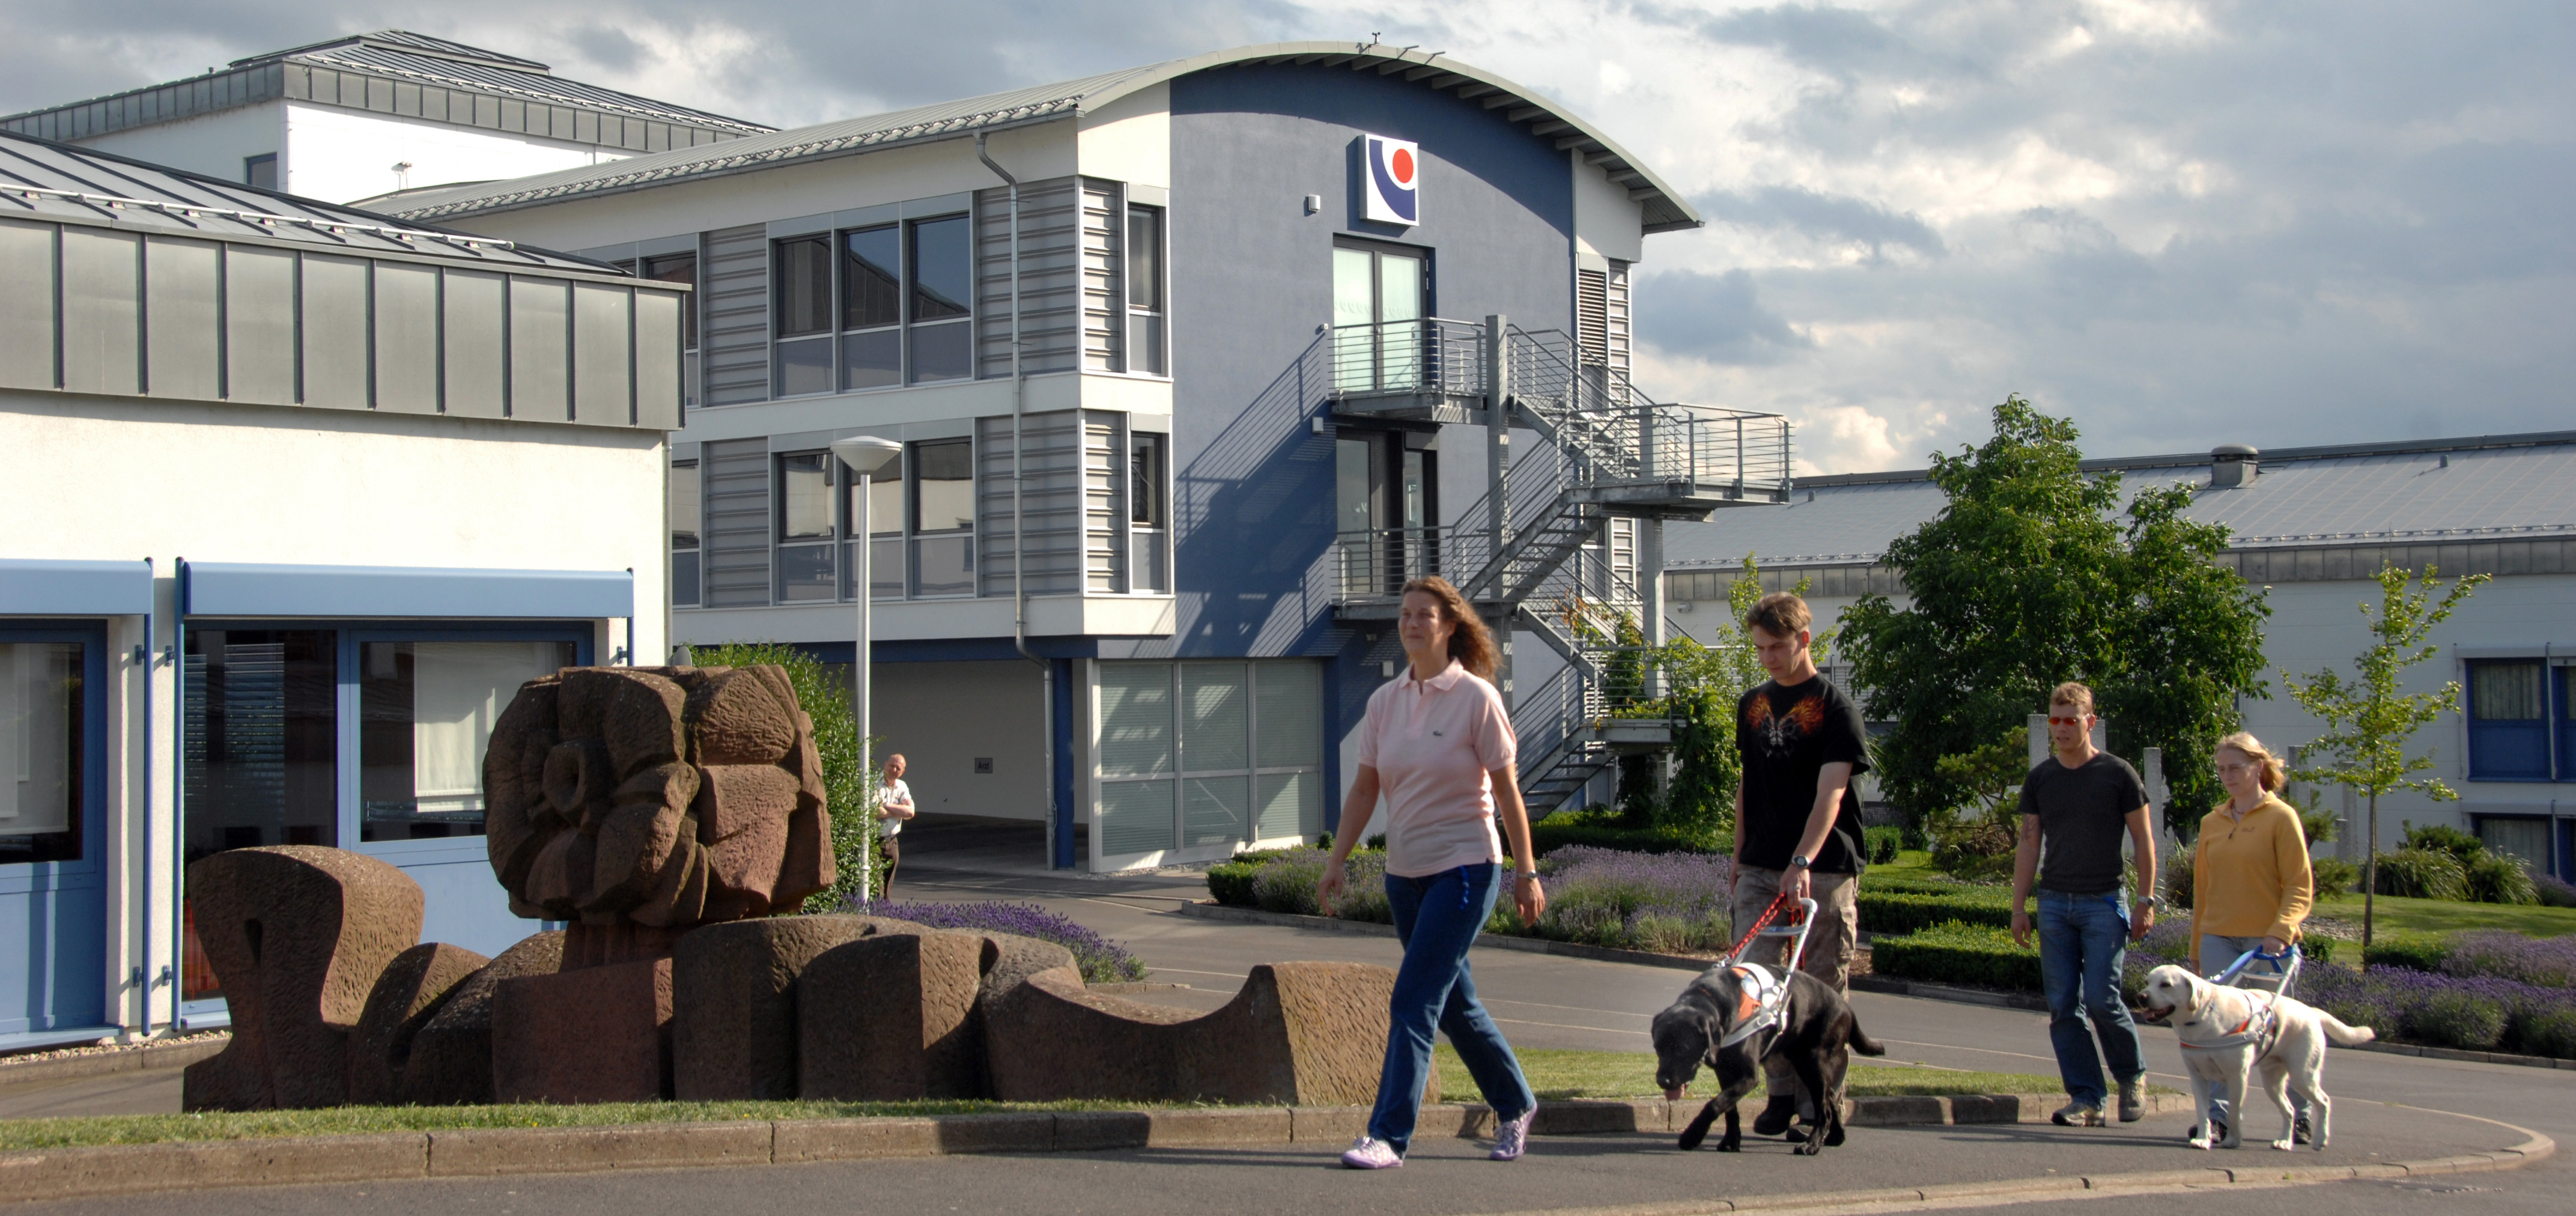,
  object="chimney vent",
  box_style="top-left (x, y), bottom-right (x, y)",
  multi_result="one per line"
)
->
top-left (2211, 443), bottom-right (2259, 488)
